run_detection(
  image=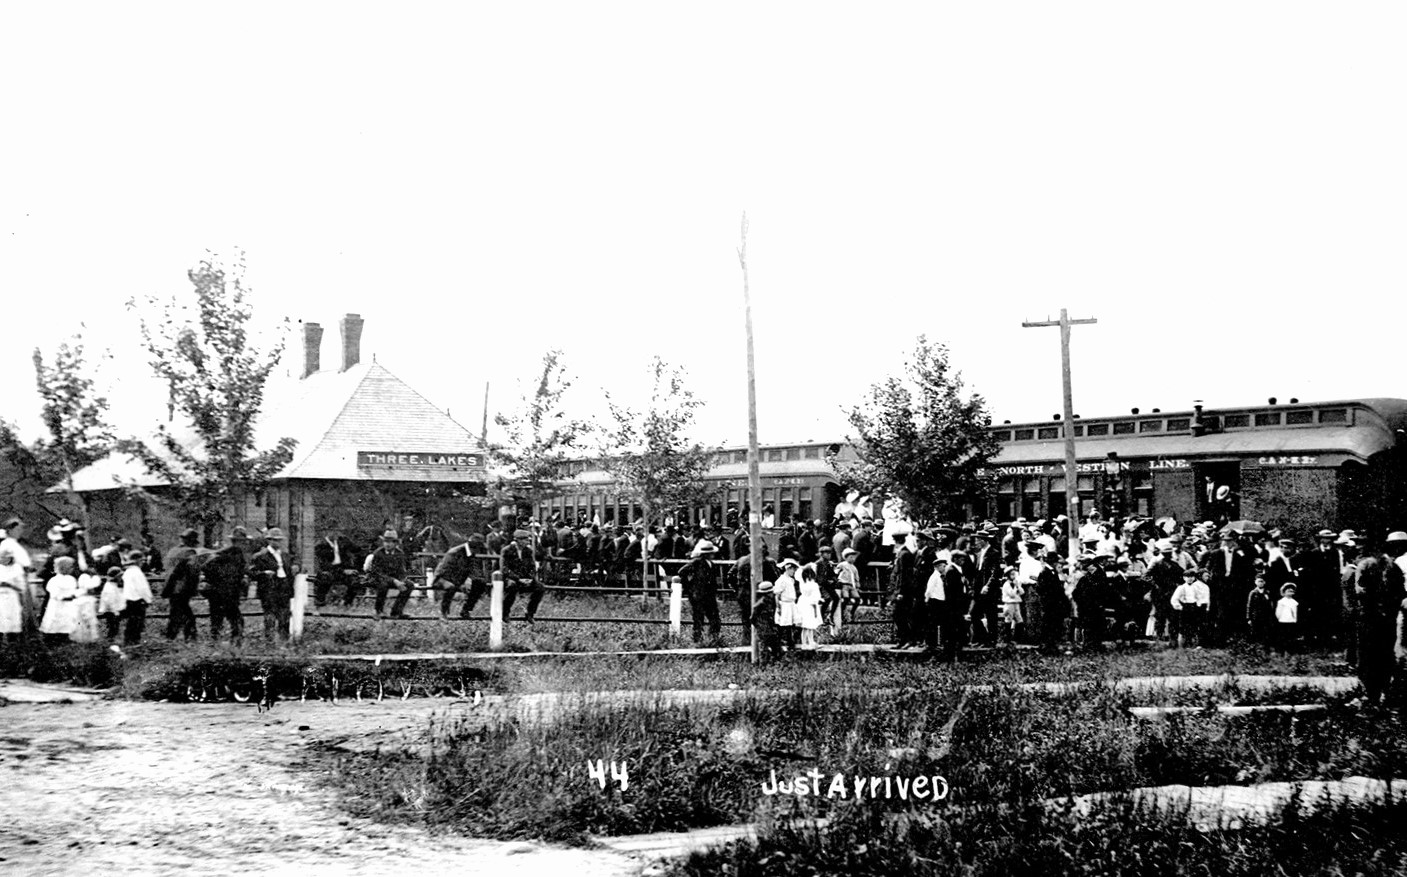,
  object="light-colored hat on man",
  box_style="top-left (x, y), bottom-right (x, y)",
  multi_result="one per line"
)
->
top-left (690, 540), bottom-right (718, 557)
